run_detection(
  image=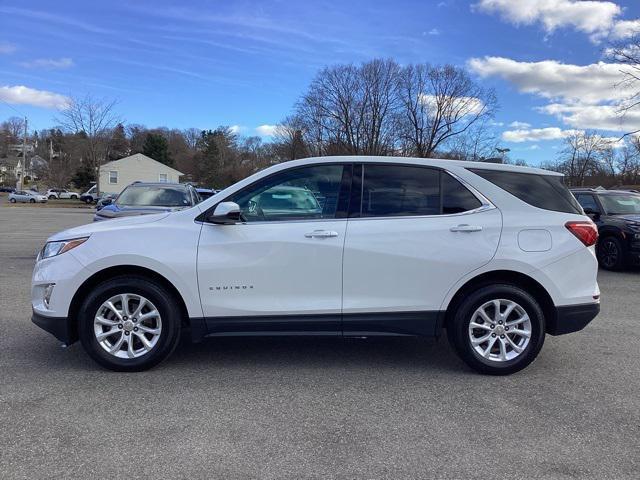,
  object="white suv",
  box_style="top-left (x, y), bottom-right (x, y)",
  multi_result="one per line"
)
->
top-left (31, 157), bottom-right (600, 374)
